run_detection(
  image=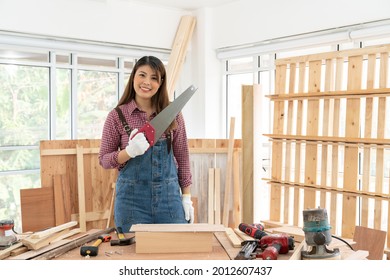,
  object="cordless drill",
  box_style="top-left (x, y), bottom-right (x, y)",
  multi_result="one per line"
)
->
top-left (238, 223), bottom-right (295, 260)
top-left (257, 234), bottom-right (295, 260)
top-left (238, 223), bottom-right (267, 239)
